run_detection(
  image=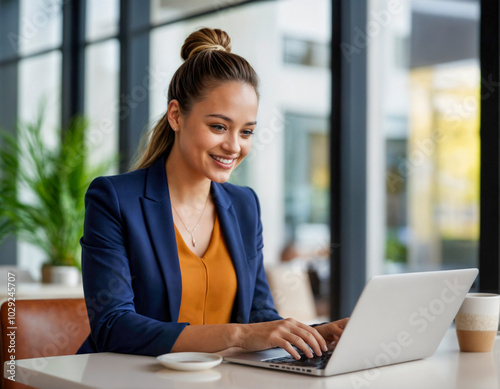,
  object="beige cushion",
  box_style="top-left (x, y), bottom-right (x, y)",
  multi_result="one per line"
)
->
top-left (266, 263), bottom-right (318, 323)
